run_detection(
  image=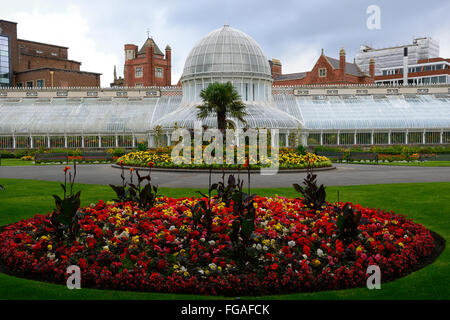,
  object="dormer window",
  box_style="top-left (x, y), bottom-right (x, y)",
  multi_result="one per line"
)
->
top-left (319, 68), bottom-right (326, 77)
